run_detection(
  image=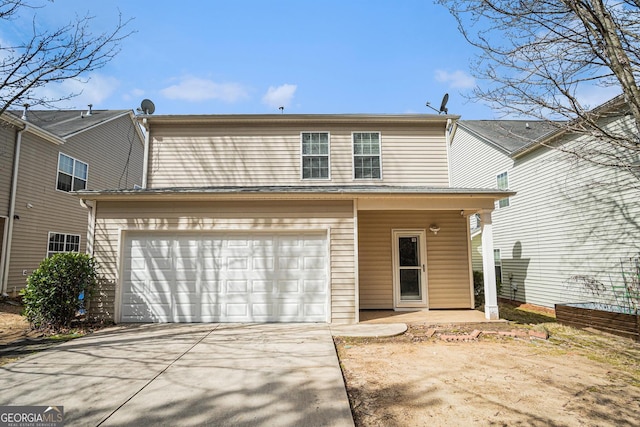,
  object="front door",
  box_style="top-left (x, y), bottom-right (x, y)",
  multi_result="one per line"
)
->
top-left (392, 230), bottom-right (427, 309)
